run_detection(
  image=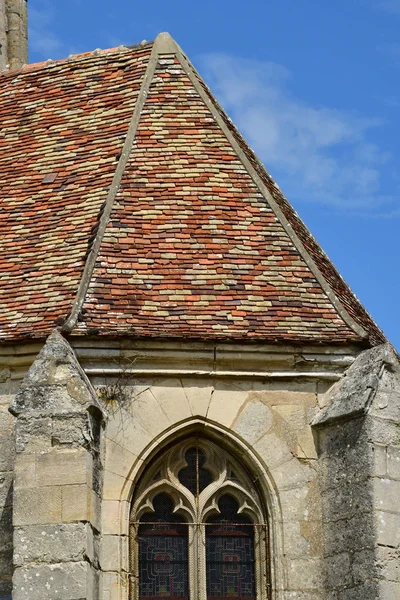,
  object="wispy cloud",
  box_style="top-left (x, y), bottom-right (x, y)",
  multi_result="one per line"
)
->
top-left (378, 0), bottom-right (400, 13)
top-left (29, 1), bottom-right (64, 58)
top-left (29, 0), bottom-right (83, 60)
top-left (200, 54), bottom-right (395, 214)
